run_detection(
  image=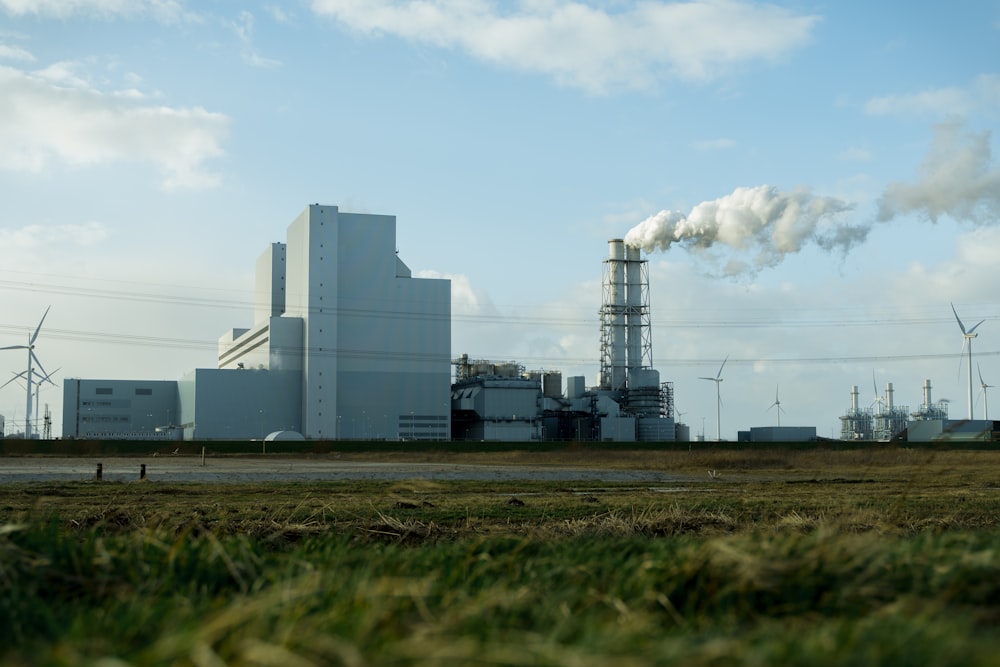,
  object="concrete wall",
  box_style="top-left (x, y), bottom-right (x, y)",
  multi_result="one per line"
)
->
top-left (749, 426), bottom-right (817, 442)
top-left (178, 368), bottom-right (300, 440)
top-left (907, 419), bottom-right (995, 442)
top-left (62, 379), bottom-right (180, 440)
